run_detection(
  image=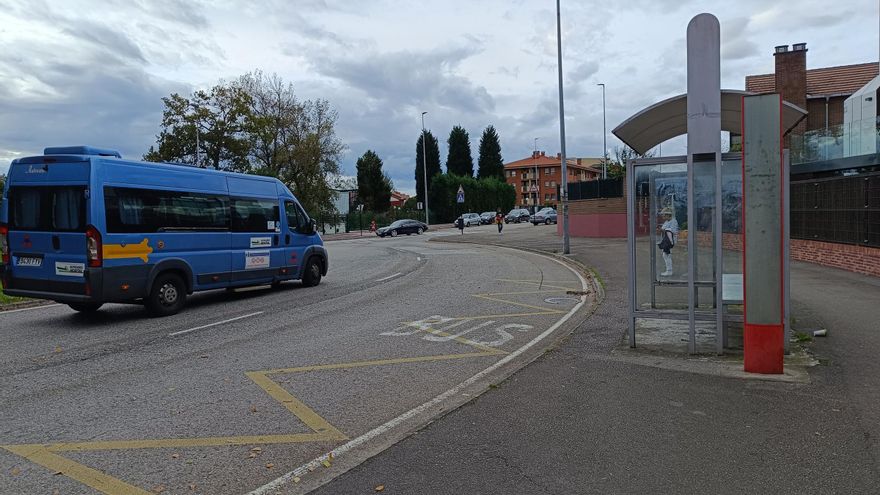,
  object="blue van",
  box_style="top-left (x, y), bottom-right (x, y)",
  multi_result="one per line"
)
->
top-left (0, 146), bottom-right (328, 316)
